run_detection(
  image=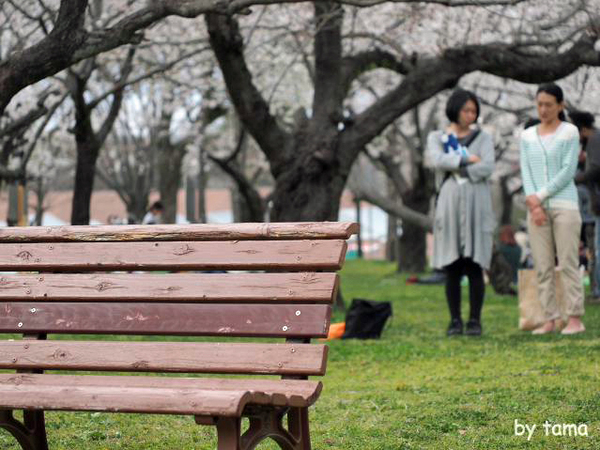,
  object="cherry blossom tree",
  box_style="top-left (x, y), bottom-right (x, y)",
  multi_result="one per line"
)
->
top-left (206, 0), bottom-right (600, 224)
